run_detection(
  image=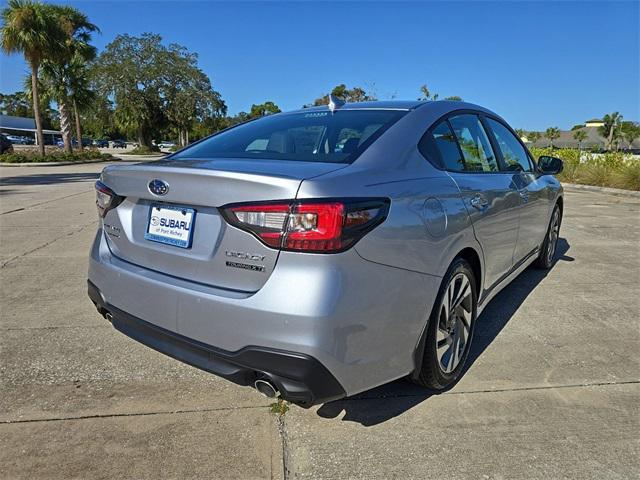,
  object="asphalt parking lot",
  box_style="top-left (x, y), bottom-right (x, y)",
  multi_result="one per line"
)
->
top-left (1, 161), bottom-right (638, 479)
